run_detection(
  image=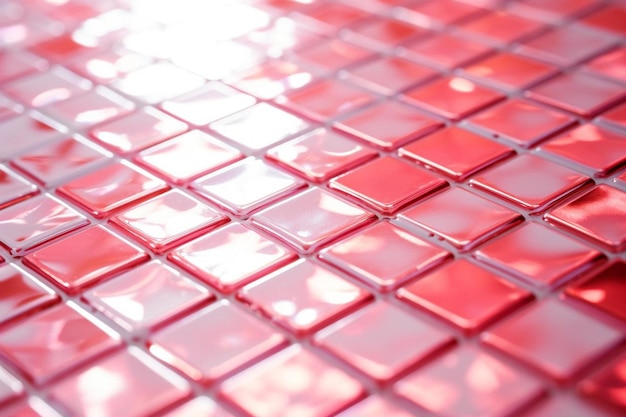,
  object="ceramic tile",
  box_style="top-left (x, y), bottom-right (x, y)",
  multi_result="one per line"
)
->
top-left (401, 33), bottom-right (493, 70)
top-left (294, 39), bottom-right (375, 73)
top-left (459, 11), bottom-right (545, 46)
